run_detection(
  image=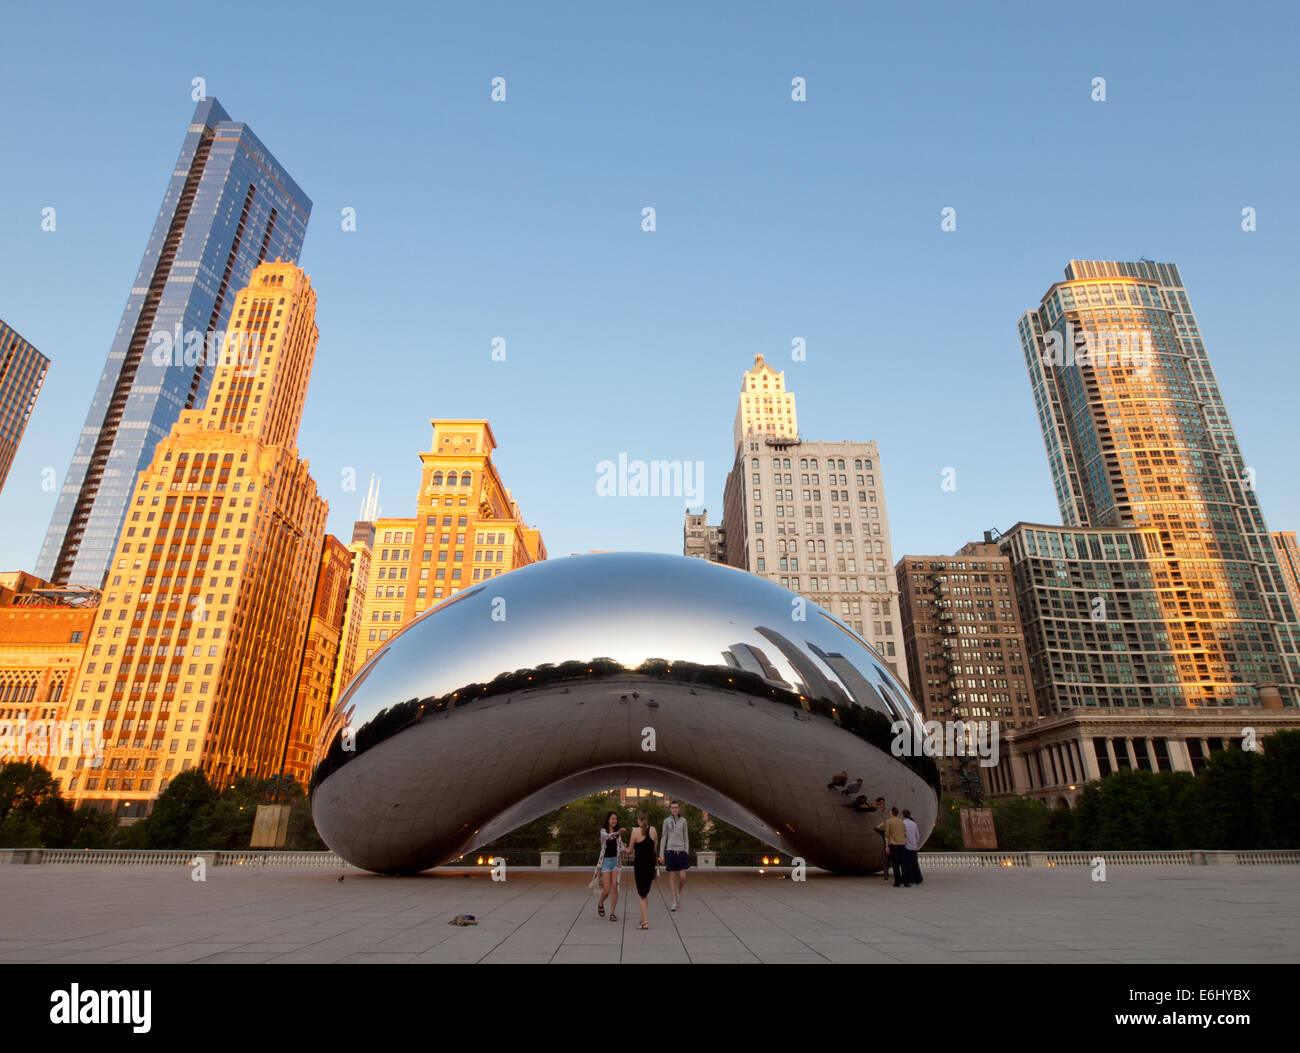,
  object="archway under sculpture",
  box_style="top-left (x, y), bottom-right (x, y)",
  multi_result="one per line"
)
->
top-left (310, 553), bottom-right (940, 874)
